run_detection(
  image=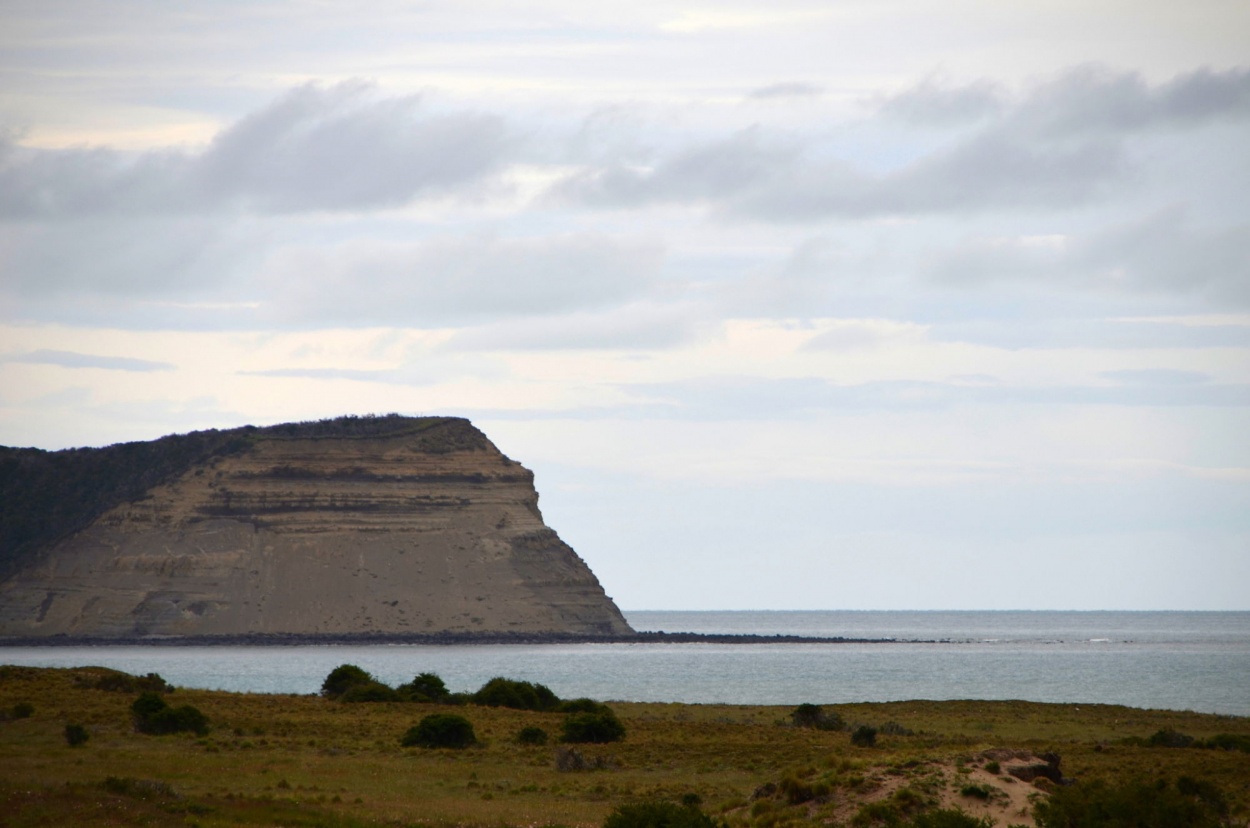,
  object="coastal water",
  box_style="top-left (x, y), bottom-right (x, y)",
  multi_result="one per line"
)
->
top-left (2, 611), bottom-right (1248, 716)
